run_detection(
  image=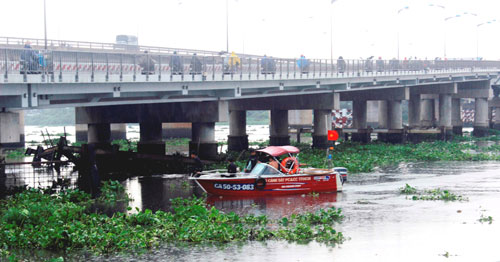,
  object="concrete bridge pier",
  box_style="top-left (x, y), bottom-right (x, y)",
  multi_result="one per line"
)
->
top-left (189, 122), bottom-right (217, 159)
top-left (87, 123), bottom-right (111, 149)
top-left (420, 98), bottom-right (435, 128)
top-left (270, 110), bottom-right (290, 146)
top-left (312, 109), bottom-right (332, 148)
top-left (451, 98), bottom-right (463, 135)
top-left (438, 94), bottom-right (453, 139)
top-left (0, 111), bottom-right (25, 149)
top-left (228, 110), bottom-right (248, 151)
top-left (408, 94), bottom-right (421, 128)
top-left (473, 97), bottom-right (489, 137)
top-left (492, 108), bottom-right (500, 130)
top-left (111, 124), bottom-right (127, 140)
top-left (383, 100), bottom-right (404, 143)
top-left (351, 100), bottom-right (370, 143)
top-left (138, 122), bottom-right (165, 155)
